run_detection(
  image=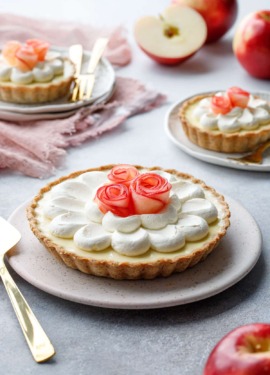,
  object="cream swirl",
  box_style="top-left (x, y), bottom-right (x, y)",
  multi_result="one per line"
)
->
top-left (33, 65), bottom-right (54, 83)
top-left (194, 93), bottom-right (270, 133)
top-left (0, 66), bottom-right (11, 81)
top-left (42, 170), bottom-right (220, 257)
top-left (0, 57), bottom-right (64, 85)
